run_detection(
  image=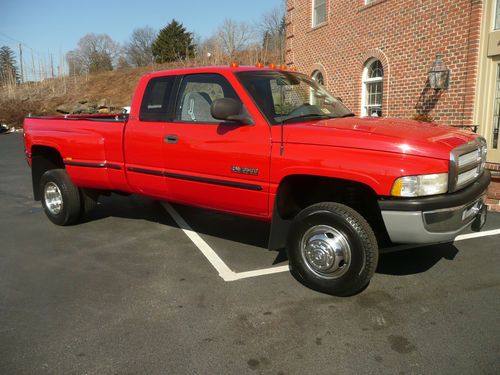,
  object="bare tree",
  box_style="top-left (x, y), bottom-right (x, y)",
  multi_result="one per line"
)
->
top-left (116, 53), bottom-right (131, 69)
top-left (196, 36), bottom-right (225, 65)
top-left (66, 33), bottom-right (120, 74)
top-left (124, 27), bottom-right (156, 67)
top-left (258, 5), bottom-right (286, 63)
top-left (216, 19), bottom-right (255, 57)
top-left (66, 50), bottom-right (84, 76)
